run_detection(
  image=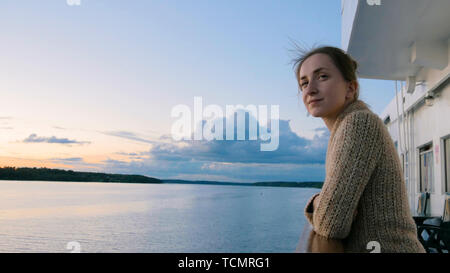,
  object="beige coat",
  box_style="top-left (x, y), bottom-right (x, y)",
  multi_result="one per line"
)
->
top-left (304, 99), bottom-right (426, 253)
